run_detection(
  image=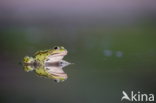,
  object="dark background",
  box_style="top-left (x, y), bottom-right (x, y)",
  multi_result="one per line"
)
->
top-left (0, 0), bottom-right (156, 103)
